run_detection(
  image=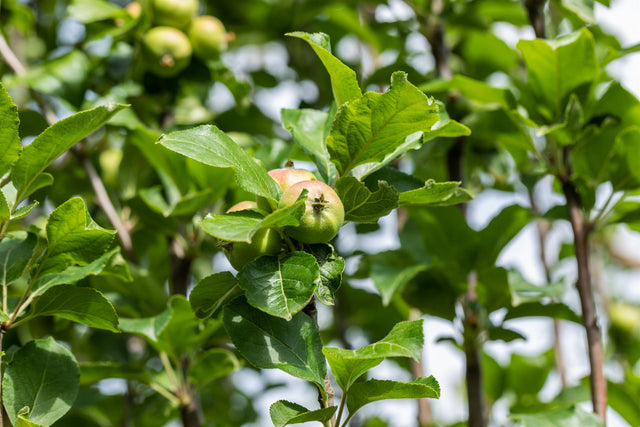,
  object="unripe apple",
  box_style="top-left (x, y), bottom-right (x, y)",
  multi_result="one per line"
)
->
top-left (151, 0), bottom-right (198, 29)
top-left (143, 26), bottom-right (192, 77)
top-left (224, 201), bottom-right (282, 270)
top-left (188, 15), bottom-right (228, 60)
top-left (278, 180), bottom-right (344, 244)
